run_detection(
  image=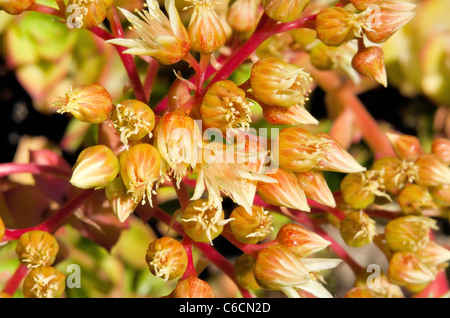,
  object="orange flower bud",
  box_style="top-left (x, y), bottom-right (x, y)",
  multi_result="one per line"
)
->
top-left (173, 277), bottom-right (215, 298)
top-left (0, 0), bottom-right (35, 14)
top-left (262, 0), bottom-right (311, 23)
top-left (229, 206), bottom-right (274, 244)
top-left (23, 267), bottom-right (66, 298)
top-left (431, 184), bottom-right (450, 208)
top-left (386, 132), bottom-right (423, 162)
top-left (261, 103), bottom-right (318, 126)
top-left (415, 154), bottom-right (450, 187)
top-left (388, 252), bottom-right (435, 286)
top-left (344, 287), bottom-right (374, 298)
top-left (340, 211), bottom-right (376, 247)
top-left (112, 100), bottom-right (156, 149)
top-left (257, 168), bottom-right (310, 212)
top-left (181, 199), bottom-right (232, 244)
top-left (188, 0), bottom-right (226, 53)
top-left (53, 83), bottom-right (113, 124)
top-left (431, 138), bottom-right (450, 166)
top-left (415, 241), bottom-right (450, 268)
top-left (66, 0), bottom-right (108, 29)
top-left (397, 184), bottom-right (436, 215)
top-left (385, 215), bottom-right (438, 253)
top-left (145, 236), bottom-right (188, 281)
top-left (352, 46), bottom-right (387, 87)
top-left (296, 170), bottom-right (336, 208)
top-left (71, 145), bottom-right (120, 189)
top-left (227, 0), bottom-right (261, 34)
top-left (251, 57), bottom-right (313, 108)
top-left (371, 156), bottom-right (417, 193)
top-left (276, 223), bottom-right (331, 257)
top-left (105, 177), bottom-right (139, 223)
top-left (0, 216), bottom-right (4, 241)
top-left (16, 231), bottom-right (59, 269)
top-left (200, 80), bottom-right (252, 134)
top-left (119, 143), bottom-right (163, 206)
top-left (234, 253), bottom-right (260, 290)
